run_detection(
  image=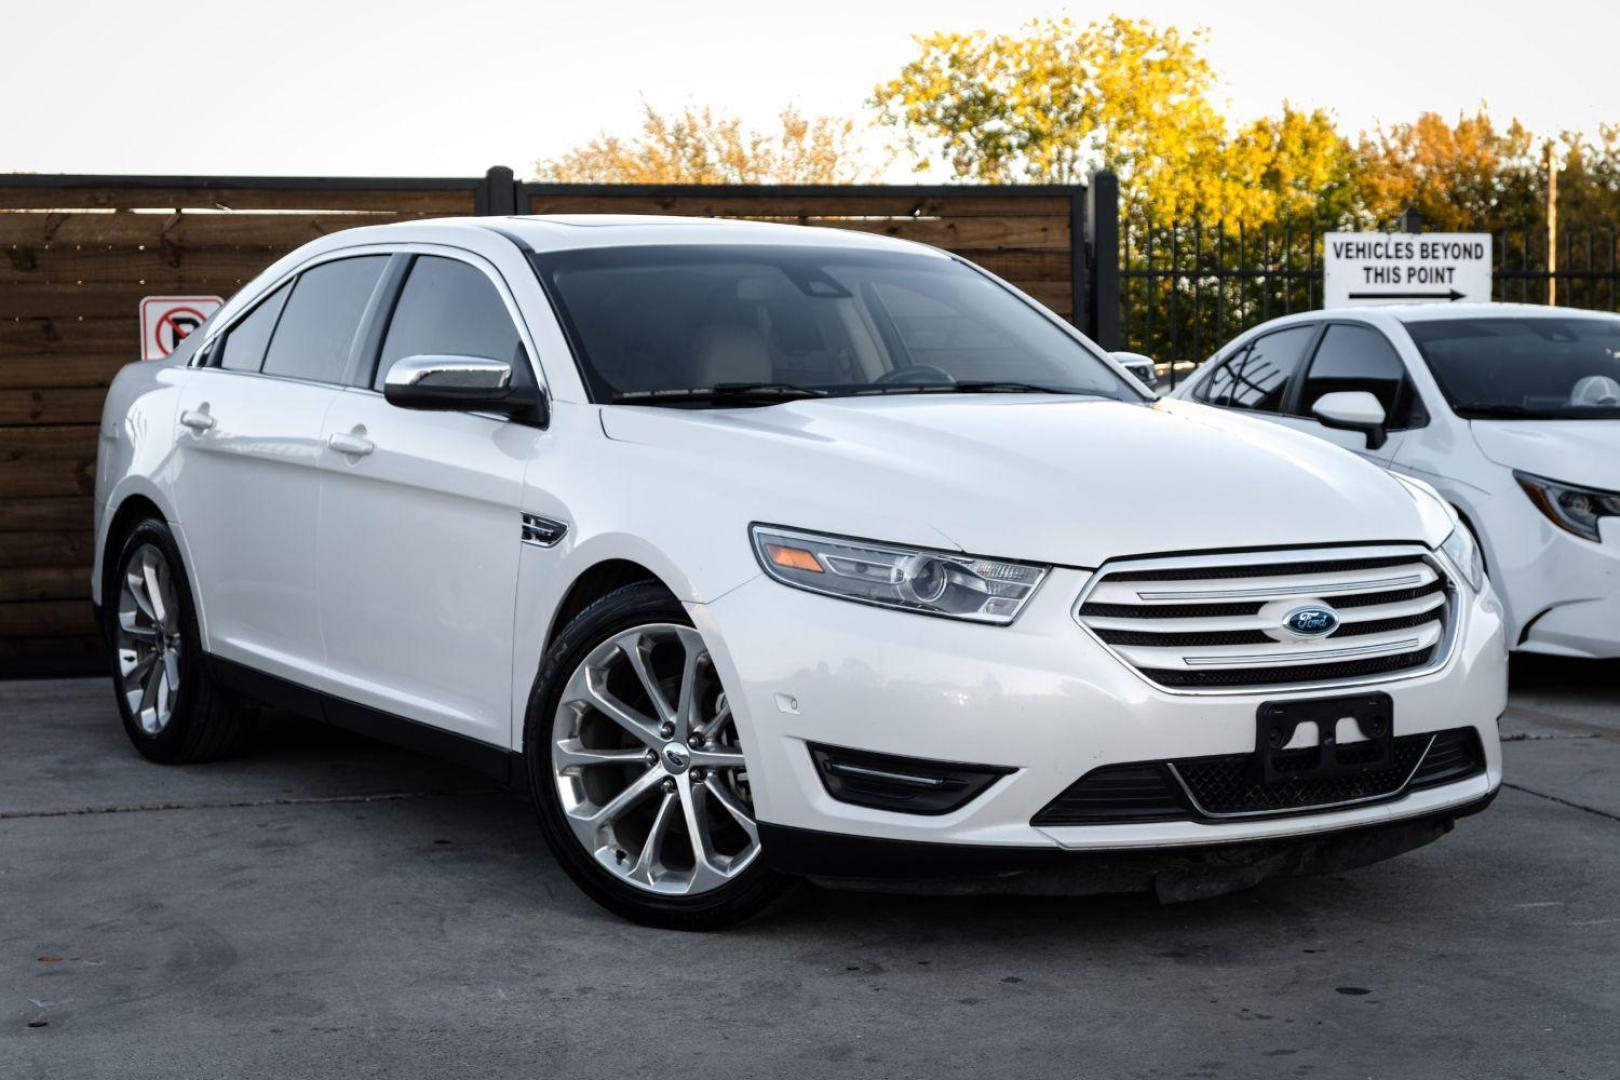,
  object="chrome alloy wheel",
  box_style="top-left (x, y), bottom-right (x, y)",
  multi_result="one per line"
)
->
top-left (551, 623), bottom-right (759, 896)
top-left (115, 543), bottom-right (182, 735)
